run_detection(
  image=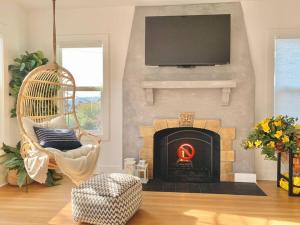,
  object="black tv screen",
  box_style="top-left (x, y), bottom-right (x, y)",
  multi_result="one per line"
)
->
top-left (145, 14), bottom-right (231, 66)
